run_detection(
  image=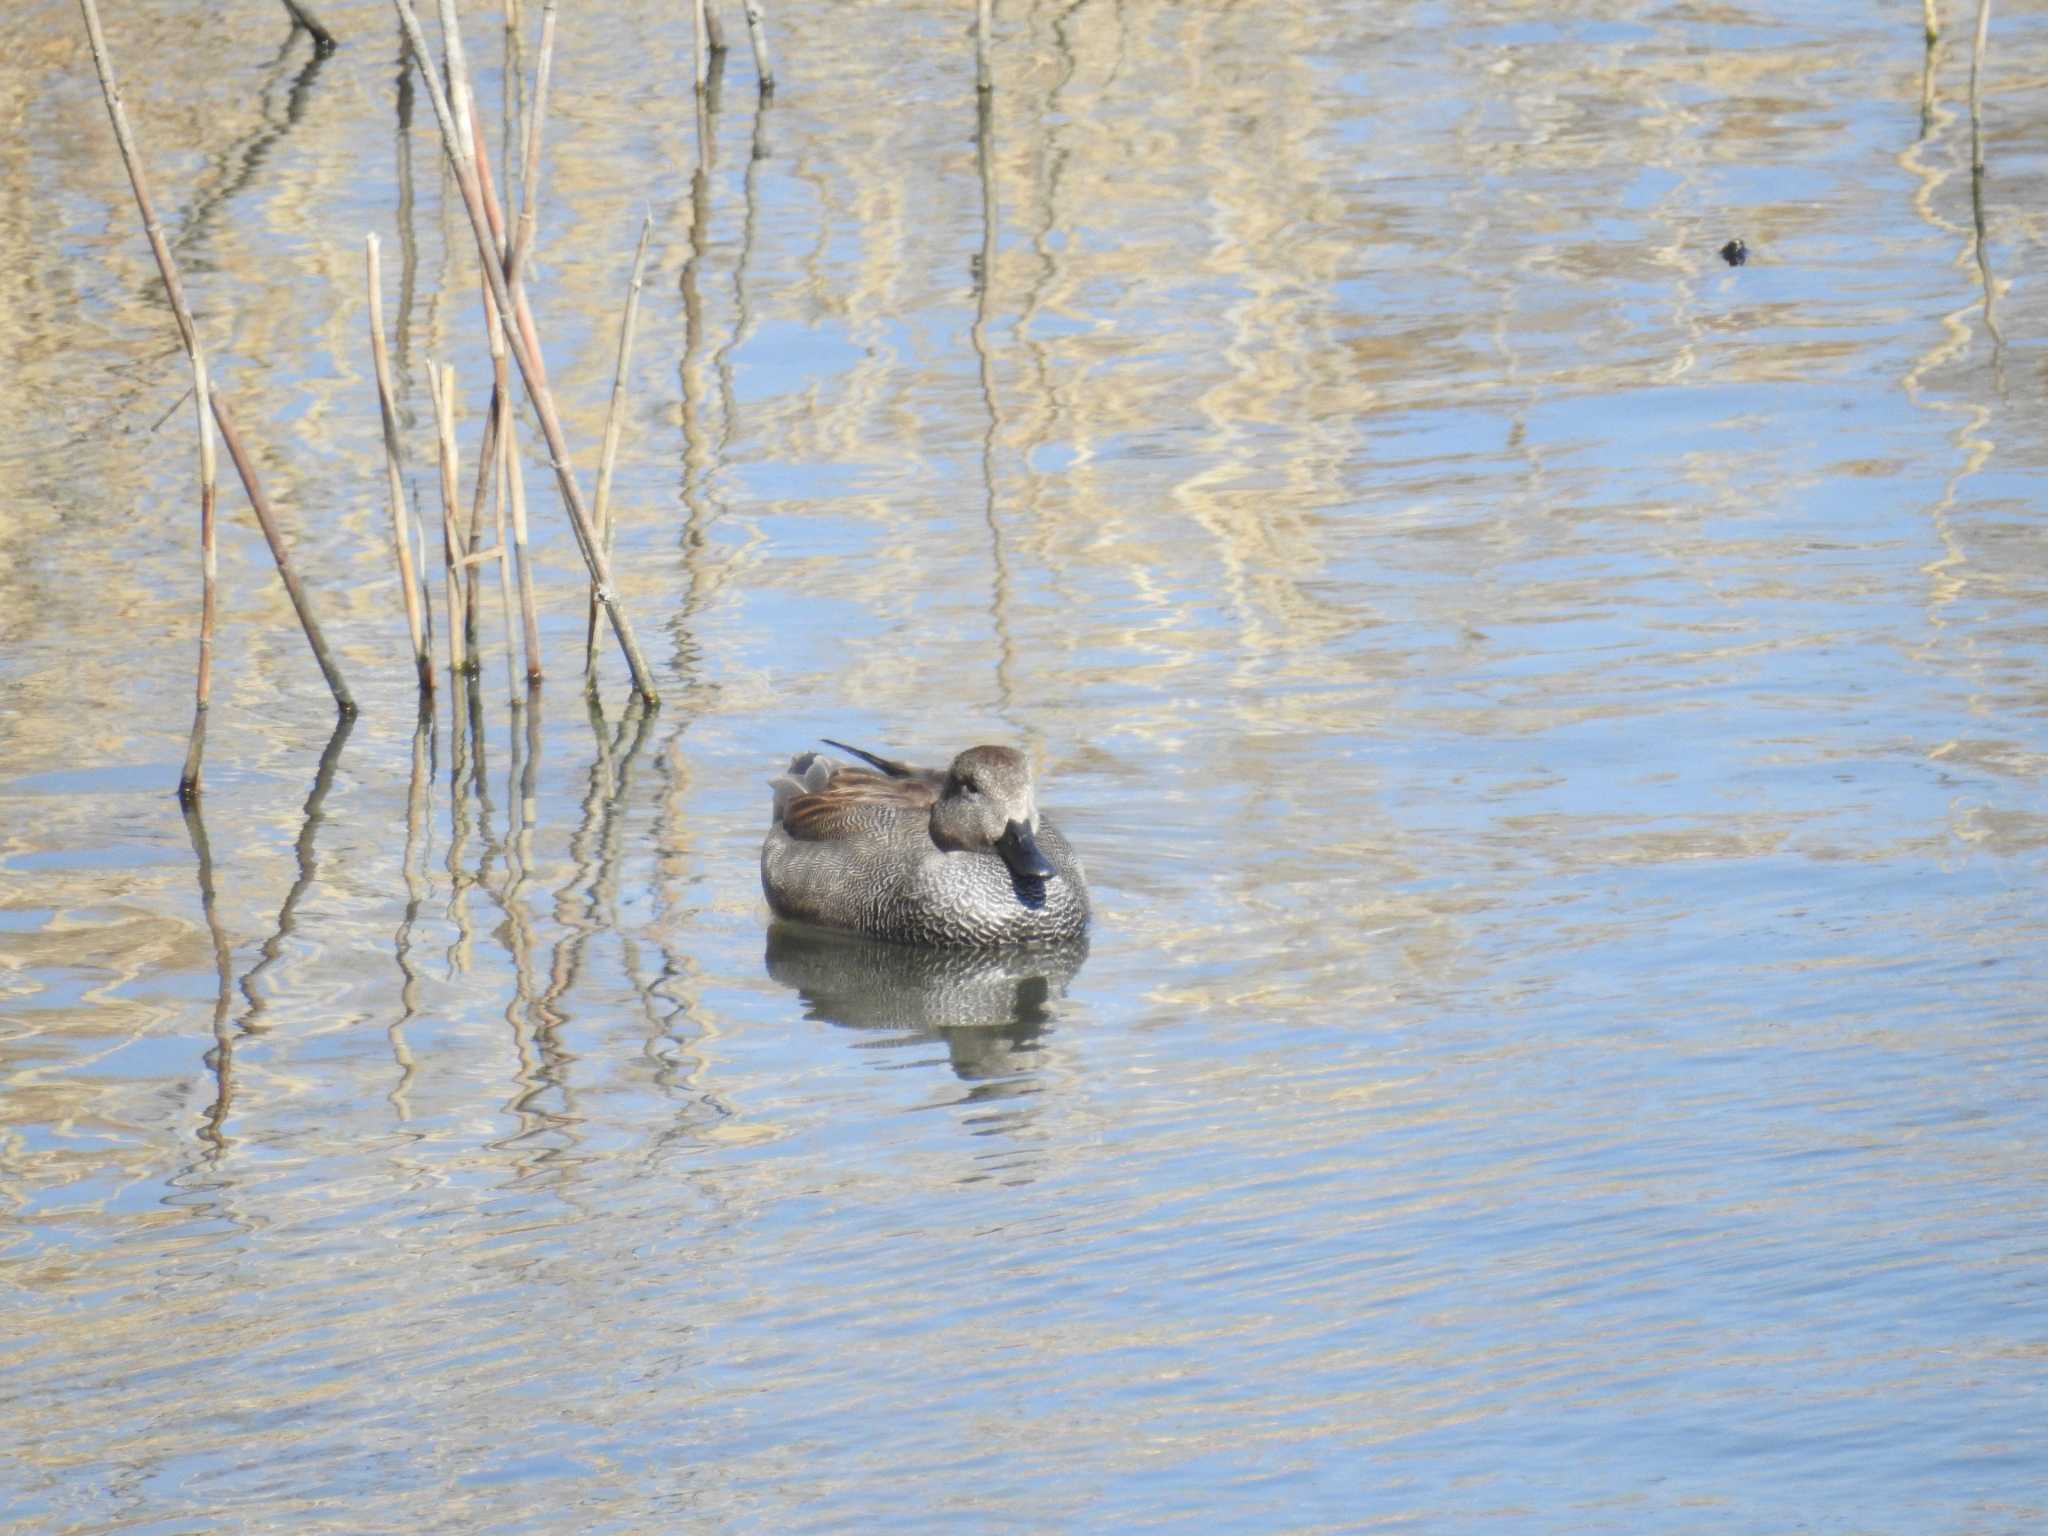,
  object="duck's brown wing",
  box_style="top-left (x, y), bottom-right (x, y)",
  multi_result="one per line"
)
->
top-left (780, 765), bottom-right (937, 841)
